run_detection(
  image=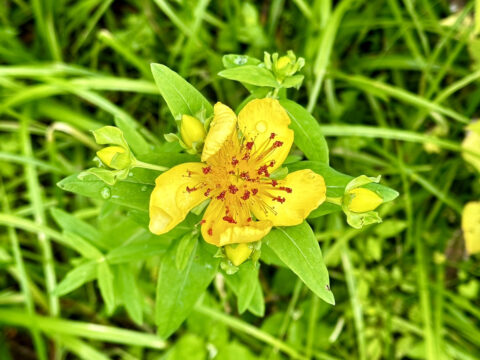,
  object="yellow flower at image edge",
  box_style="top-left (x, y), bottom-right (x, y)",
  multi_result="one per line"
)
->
top-left (462, 201), bottom-right (480, 255)
top-left (149, 98), bottom-right (327, 247)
